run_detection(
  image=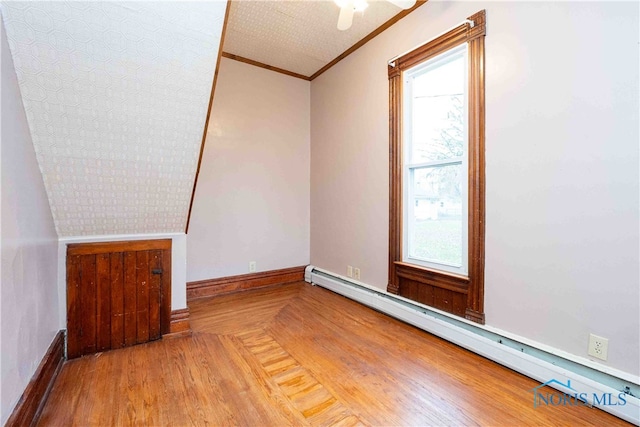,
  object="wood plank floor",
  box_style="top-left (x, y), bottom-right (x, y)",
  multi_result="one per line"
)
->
top-left (38, 282), bottom-right (631, 426)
